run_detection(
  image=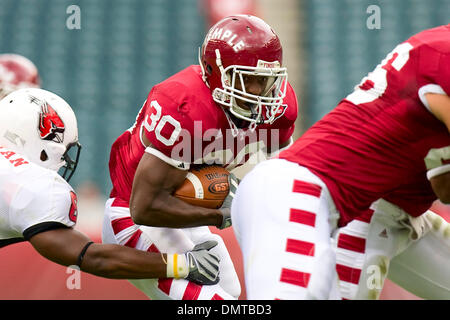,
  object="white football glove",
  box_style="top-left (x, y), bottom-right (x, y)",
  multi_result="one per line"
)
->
top-left (166, 240), bottom-right (220, 285)
top-left (218, 172), bottom-right (239, 229)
